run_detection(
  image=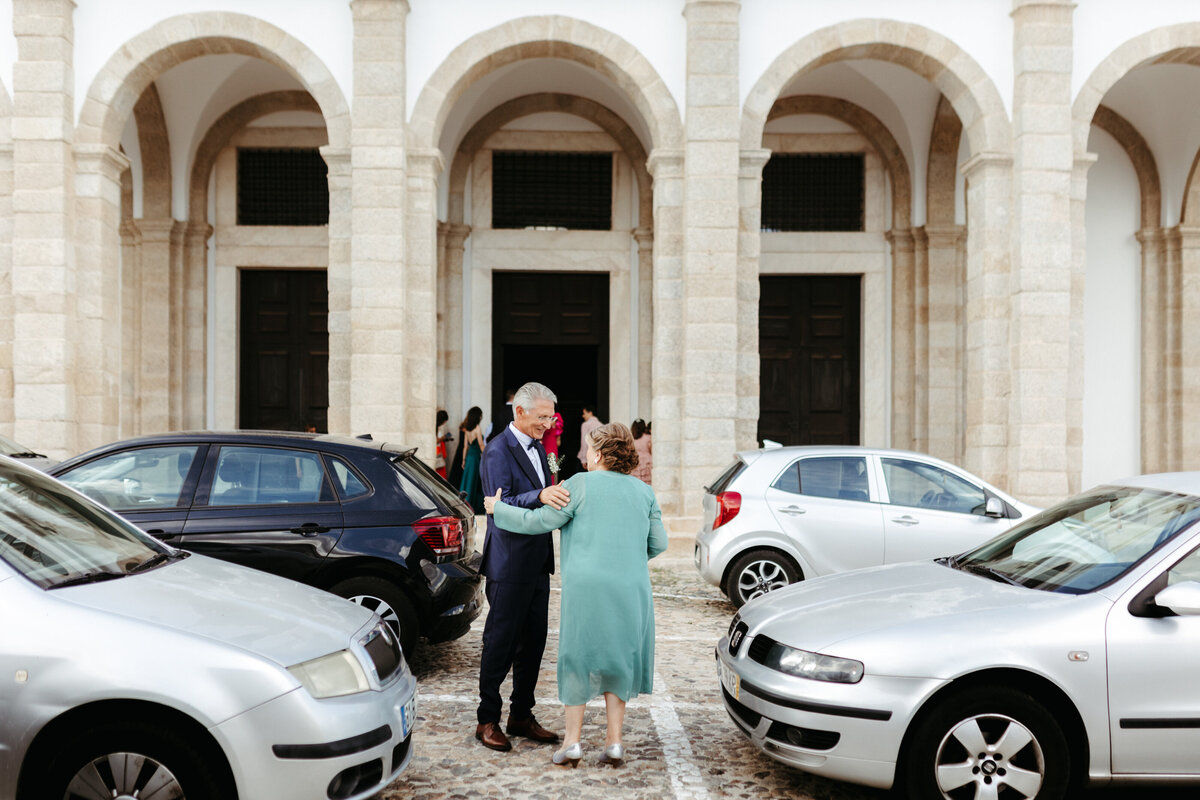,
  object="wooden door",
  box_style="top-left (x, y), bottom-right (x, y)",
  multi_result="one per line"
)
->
top-left (240, 270), bottom-right (328, 432)
top-left (758, 276), bottom-right (860, 446)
